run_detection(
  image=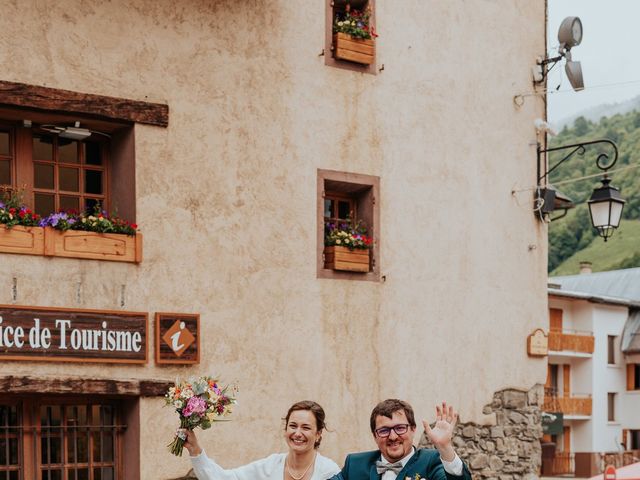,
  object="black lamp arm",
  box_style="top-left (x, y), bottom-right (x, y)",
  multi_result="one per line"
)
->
top-left (537, 139), bottom-right (618, 184)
